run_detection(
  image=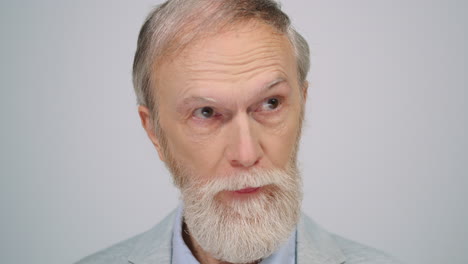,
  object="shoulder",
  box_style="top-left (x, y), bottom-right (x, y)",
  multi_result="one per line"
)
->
top-left (74, 234), bottom-right (140, 264)
top-left (332, 234), bottom-right (403, 264)
top-left (74, 210), bottom-right (176, 264)
top-left (297, 213), bottom-right (403, 264)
